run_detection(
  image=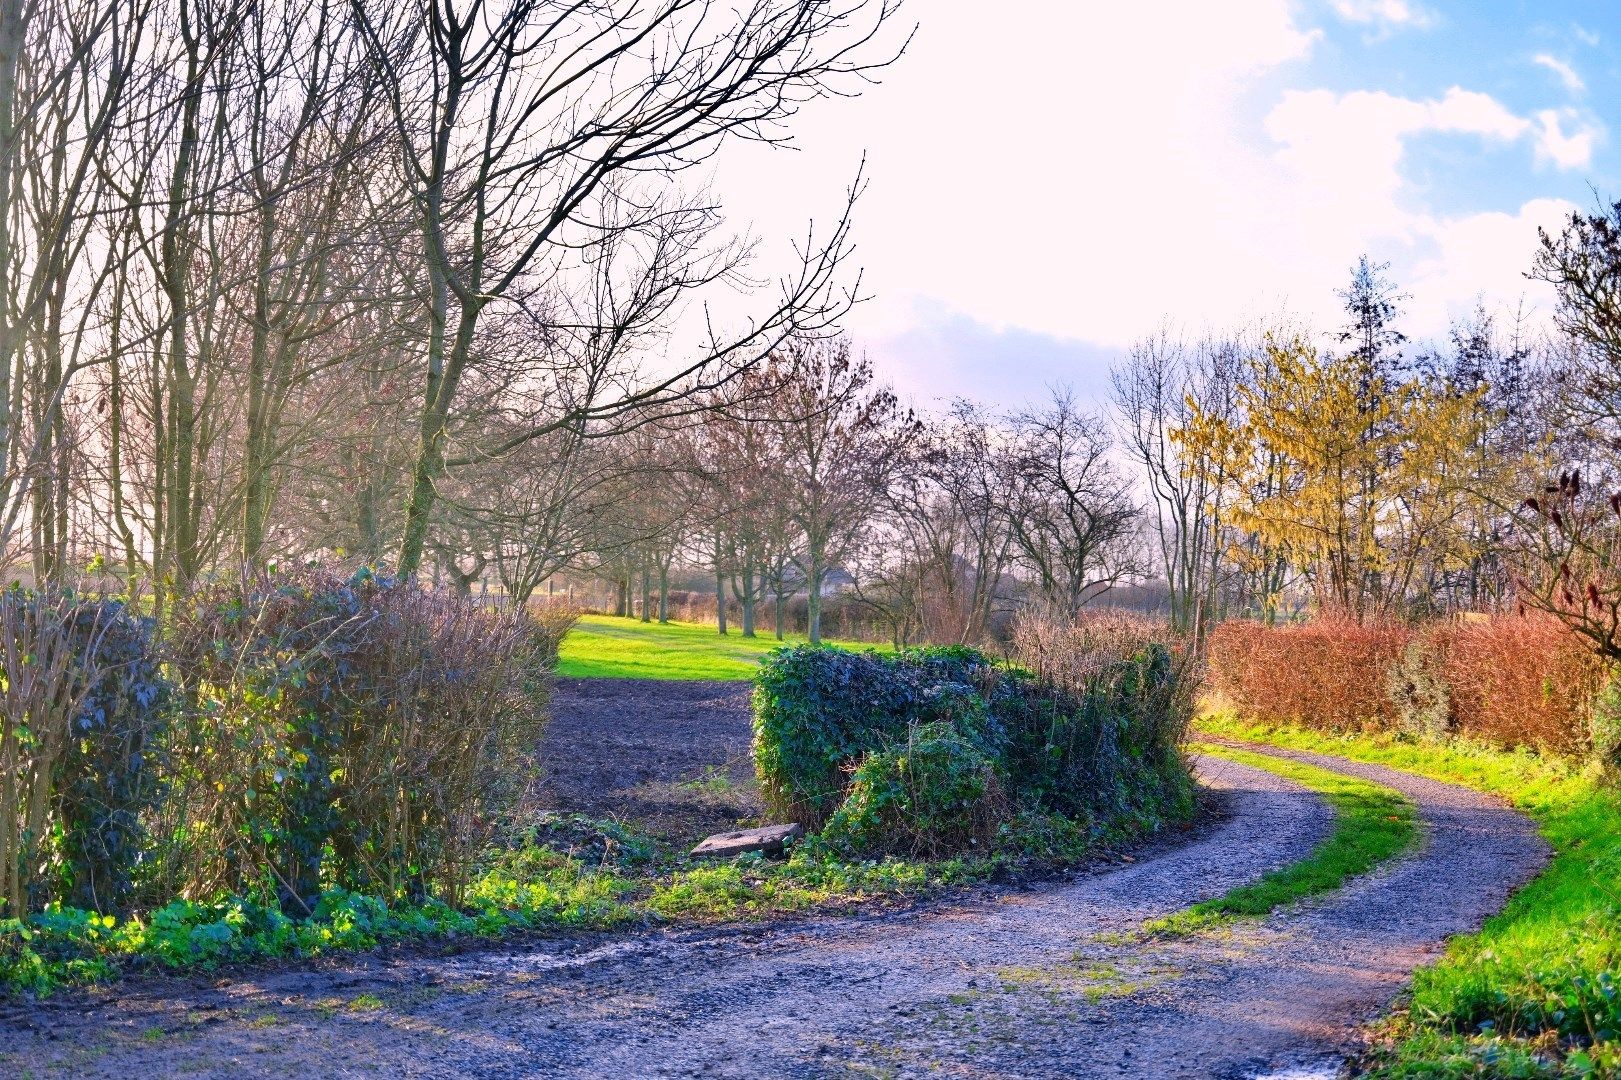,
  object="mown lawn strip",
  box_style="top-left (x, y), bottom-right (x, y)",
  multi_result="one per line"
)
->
top-left (555, 614), bottom-right (890, 680)
top-left (1147, 743), bottom-right (1418, 936)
